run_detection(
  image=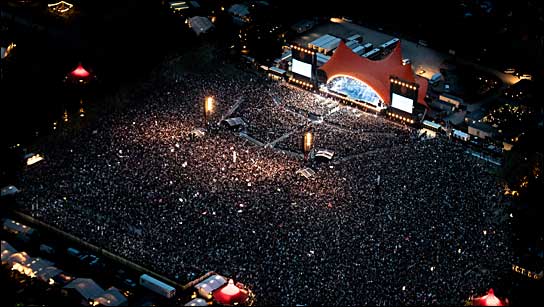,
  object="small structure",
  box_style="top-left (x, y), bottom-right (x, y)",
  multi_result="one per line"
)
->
top-left (190, 128), bottom-right (206, 139)
top-left (66, 278), bottom-right (128, 306)
top-left (223, 117), bottom-right (246, 129)
top-left (471, 288), bottom-right (508, 306)
top-left (66, 63), bottom-right (93, 84)
top-left (296, 168), bottom-right (316, 180)
top-left (452, 129), bottom-right (470, 141)
top-left (1, 240), bottom-right (18, 263)
top-left (188, 16), bottom-right (213, 36)
top-left (24, 153), bottom-right (44, 166)
top-left (195, 274), bottom-right (227, 299)
top-left (94, 287), bottom-right (129, 306)
top-left (184, 298), bottom-right (208, 306)
top-left (1, 185), bottom-right (20, 197)
top-left (228, 4), bottom-right (250, 19)
top-left (168, 1), bottom-right (190, 12)
top-left (315, 149), bottom-right (335, 161)
top-left (213, 279), bottom-right (249, 306)
top-left (65, 278), bottom-right (106, 301)
top-left (2, 241), bottom-right (71, 285)
top-left (71, 64), bottom-right (90, 78)
top-left (308, 34), bottom-right (342, 55)
top-left (468, 122), bottom-right (497, 139)
top-left (48, 1), bottom-right (74, 15)
top-left (2, 219), bottom-right (36, 238)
